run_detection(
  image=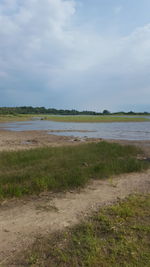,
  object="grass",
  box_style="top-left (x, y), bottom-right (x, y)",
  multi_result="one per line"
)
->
top-left (0, 114), bottom-right (149, 123)
top-left (0, 114), bottom-right (33, 122)
top-left (44, 115), bottom-right (150, 123)
top-left (0, 141), bottom-right (149, 199)
top-left (12, 194), bottom-right (150, 266)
